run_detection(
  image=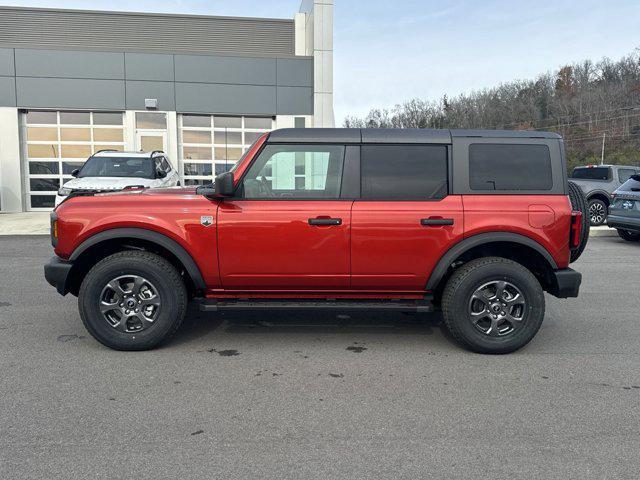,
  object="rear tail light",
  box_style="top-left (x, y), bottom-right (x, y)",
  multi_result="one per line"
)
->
top-left (570, 211), bottom-right (582, 248)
